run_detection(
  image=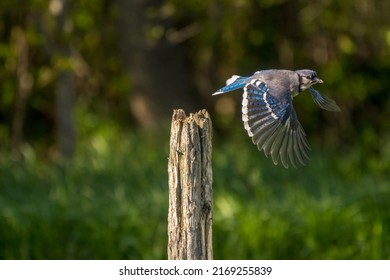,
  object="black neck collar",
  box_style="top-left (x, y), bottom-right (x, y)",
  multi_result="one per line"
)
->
top-left (297, 73), bottom-right (303, 93)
